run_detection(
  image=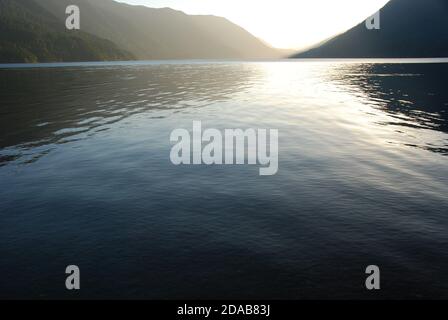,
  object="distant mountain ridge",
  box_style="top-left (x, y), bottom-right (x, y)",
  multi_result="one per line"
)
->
top-left (0, 0), bottom-right (281, 63)
top-left (0, 0), bottom-right (133, 63)
top-left (38, 0), bottom-right (280, 60)
top-left (293, 0), bottom-right (448, 58)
